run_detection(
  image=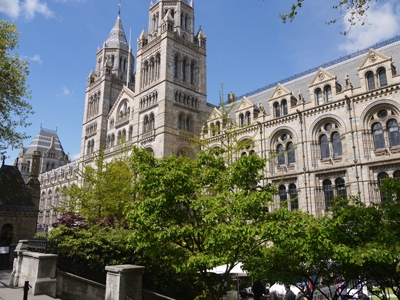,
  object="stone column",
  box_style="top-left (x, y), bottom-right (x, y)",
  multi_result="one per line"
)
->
top-left (10, 239), bottom-right (28, 287)
top-left (105, 265), bottom-right (145, 300)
